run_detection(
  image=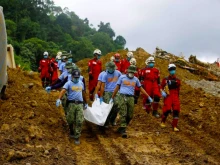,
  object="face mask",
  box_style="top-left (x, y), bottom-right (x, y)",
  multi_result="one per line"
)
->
top-left (44, 55), bottom-right (48, 59)
top-left (97, 55), bottom-right (101, 60)
top-left (56, 59), bottom-right (59, 62)
top-left (107, 68), bottom-right (115, 74)
top-left (148, 63), bottom-right (154, 68)
top-left (127, 57), bottom-right (131, 61)
top-left (68, 58), bottom-right (72, 63)
top-left (169, 70), bottom-right (176, 75)
top-left (115, 59), bottom-right (120, 62)
top-left (127, 73), bottom-right (134, 79)
top-left (73, 78), bottom-right (79, 83)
